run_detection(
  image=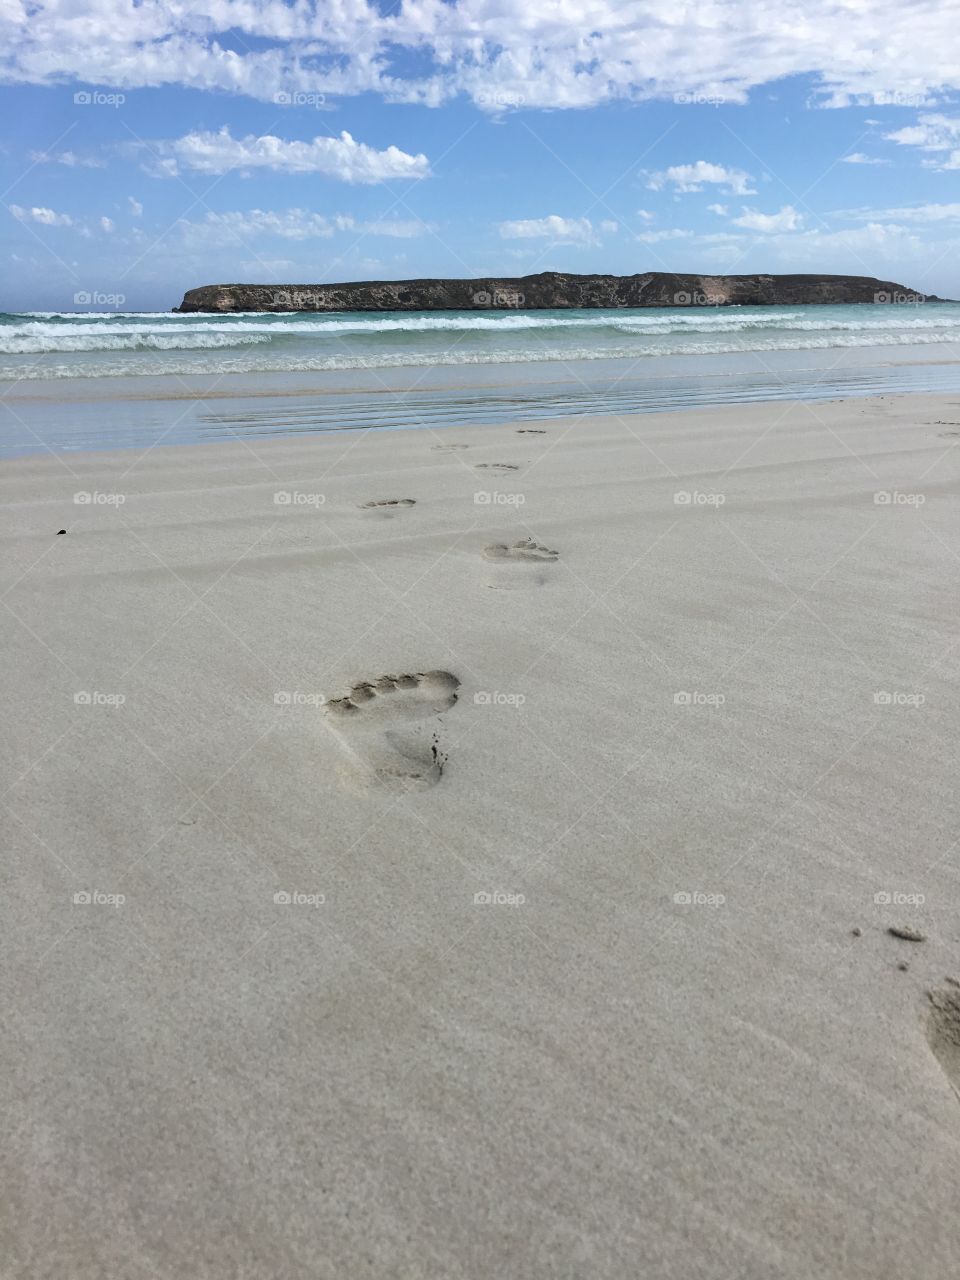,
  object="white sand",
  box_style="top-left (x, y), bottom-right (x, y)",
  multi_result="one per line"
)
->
top-left (2, 391), bottom-right (960, 1277)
